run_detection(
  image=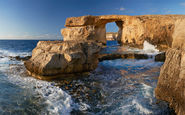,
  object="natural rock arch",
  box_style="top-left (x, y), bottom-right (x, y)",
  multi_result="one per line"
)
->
top-left (24, 15), bottom-right (185, 115)
top-left (61, 15), bottom-right (185, 48)
top-left (61, 15), bottom-right (124, 45)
